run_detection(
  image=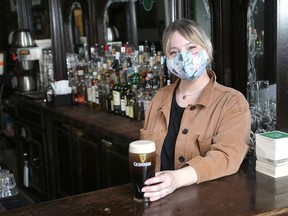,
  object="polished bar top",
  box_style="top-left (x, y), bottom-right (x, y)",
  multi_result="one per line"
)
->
top-left (1, 160), bottom-right (288, 216)
top-left (12, 94), bottom-right (143, 141)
